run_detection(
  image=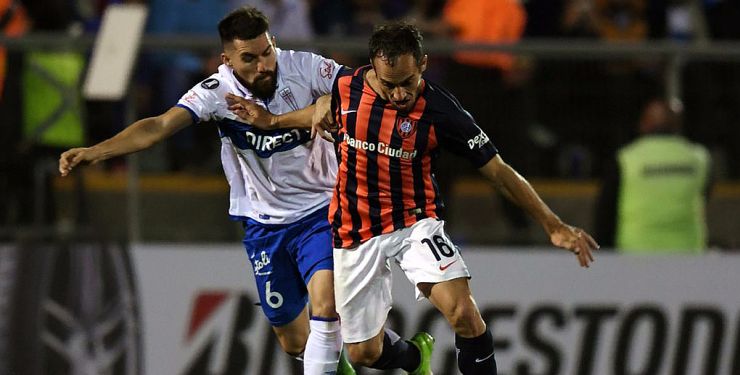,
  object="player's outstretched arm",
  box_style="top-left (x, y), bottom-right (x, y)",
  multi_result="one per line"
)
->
top-left (59, 107), bottom-right (193, 176)
top-left (226, 93), bottom-right (336, 141)
top-left (478, 155), bottom-right (599, 267)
